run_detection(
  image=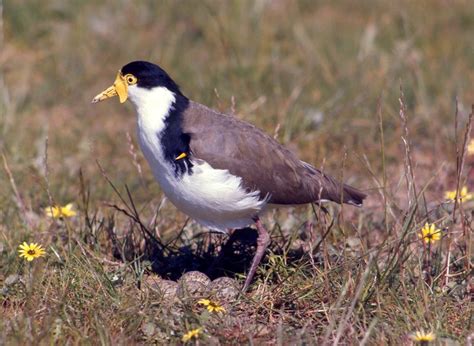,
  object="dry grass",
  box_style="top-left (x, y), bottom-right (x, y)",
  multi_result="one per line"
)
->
top-left (1, 1), bottom-right (473, 344)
